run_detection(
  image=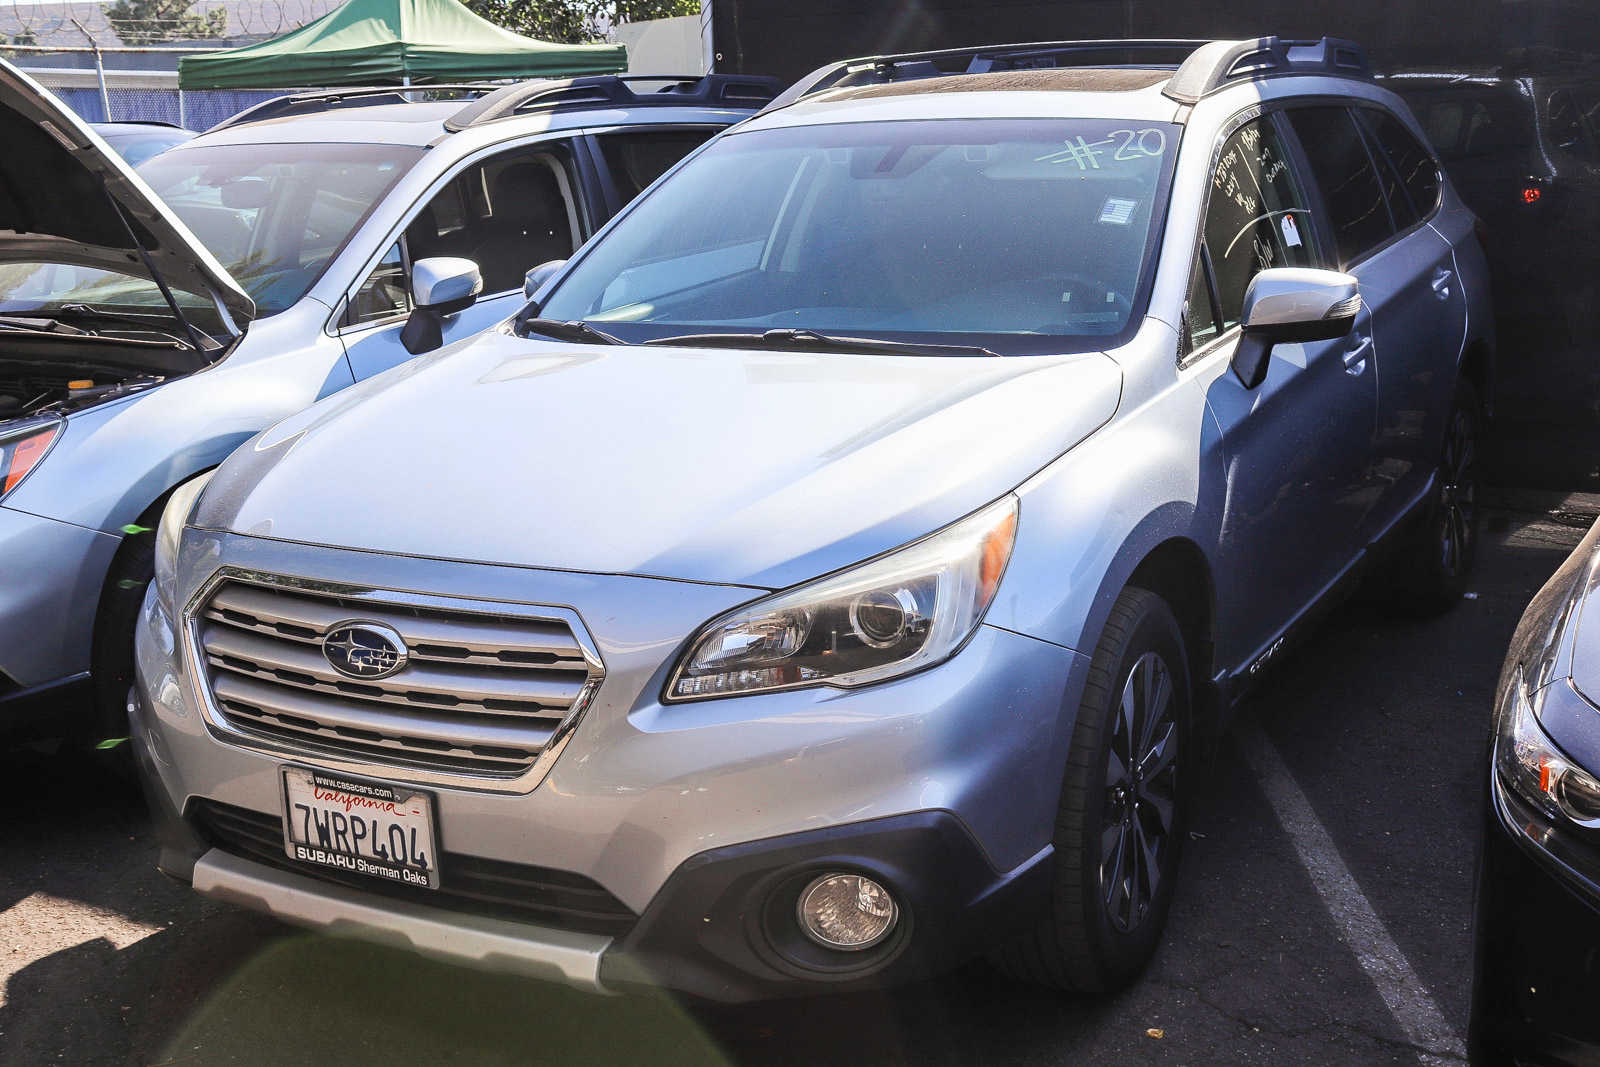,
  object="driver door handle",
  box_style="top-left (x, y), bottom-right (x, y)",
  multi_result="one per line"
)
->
top-left (1343, 334), bottom-right (1372, 375)
top-left (1432, 267), bottom-right (1454, 300)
